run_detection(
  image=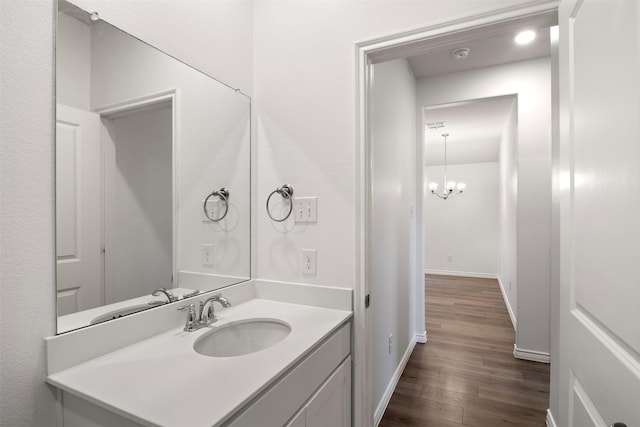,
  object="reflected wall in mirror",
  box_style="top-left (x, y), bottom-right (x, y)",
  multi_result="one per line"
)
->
top-left (56, 0), bottom-right (251, 333)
